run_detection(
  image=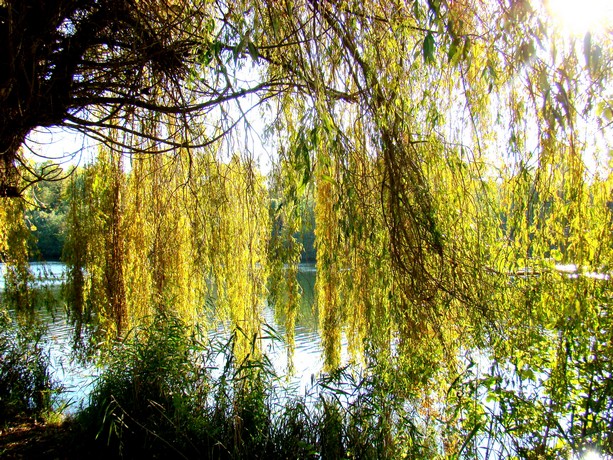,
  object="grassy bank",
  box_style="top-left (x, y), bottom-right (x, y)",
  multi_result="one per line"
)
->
top-left (3, 307), bottom-right (612, 459)
top-left (0, 311), bottom-right (427, 459)
top-left (72, 312), bottom-right (431, 459)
